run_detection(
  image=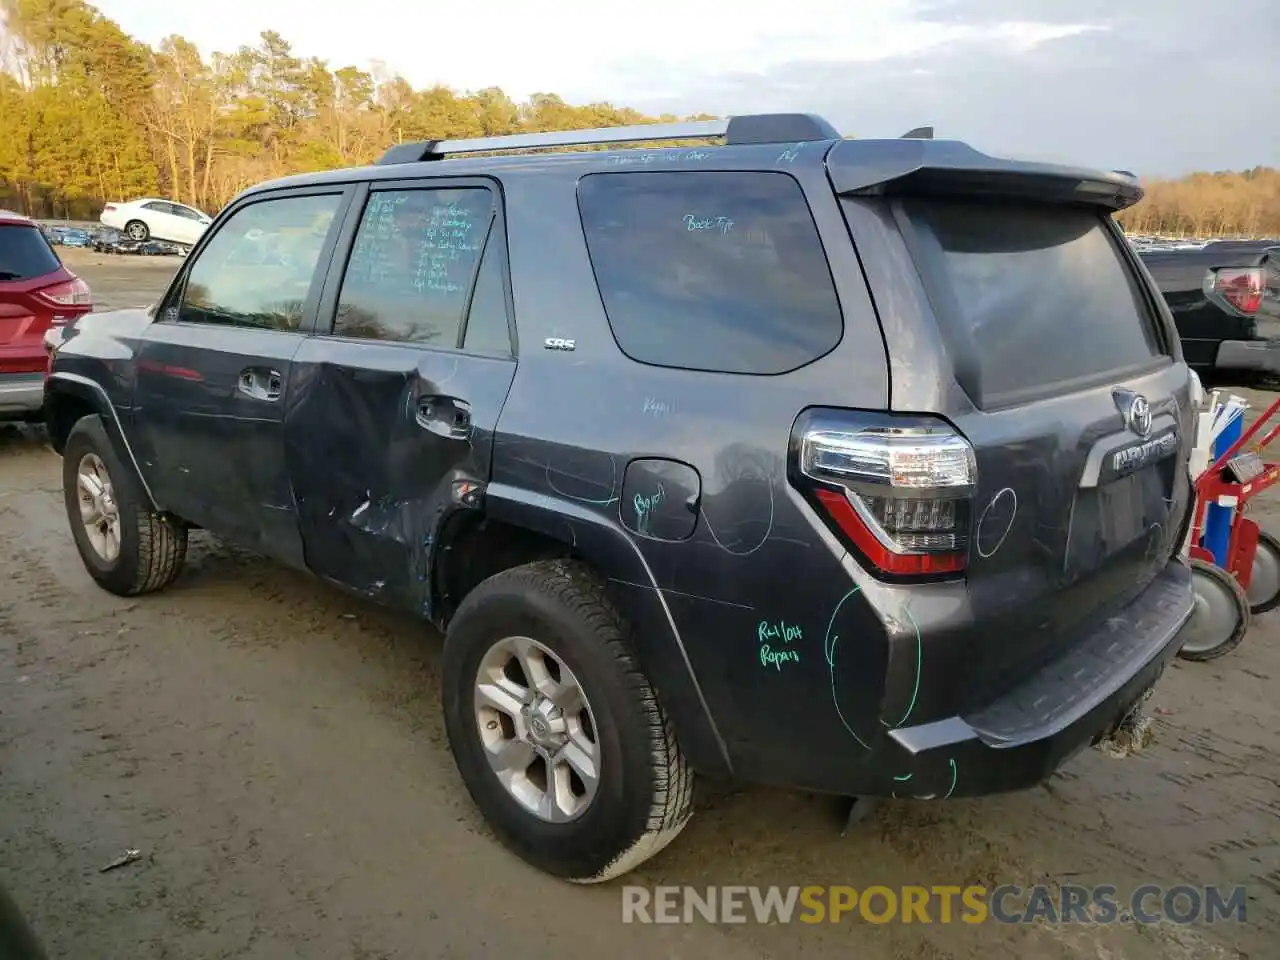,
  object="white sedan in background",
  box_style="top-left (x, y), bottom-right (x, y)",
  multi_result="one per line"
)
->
top-left (100, 198), bottom-right (213, 246)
